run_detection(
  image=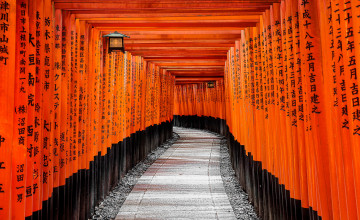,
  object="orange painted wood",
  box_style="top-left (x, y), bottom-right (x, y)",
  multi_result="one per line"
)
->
top-left (25, 0), bottom-right (37, 216)
top-left (2, 0), bottom-right (360, 219)
top-left (0, 0), bottom-right (16, 219)
top-left (12, 1), bottom-right (29, 218)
